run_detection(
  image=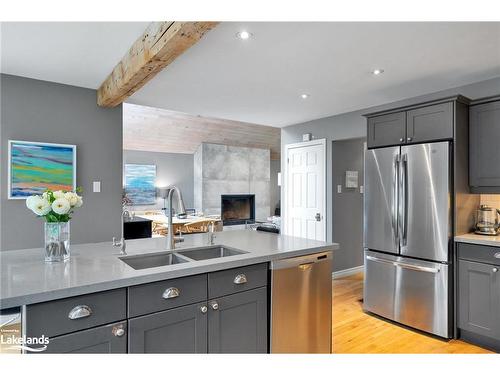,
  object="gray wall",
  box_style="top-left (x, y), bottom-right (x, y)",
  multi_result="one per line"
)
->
top-left (1, 74), bottom-right (123, 251)
top-left (123, 150), bottom-right (194, 210)
top-left (194, 143), bottom-right (270, 220)
top-left (332, 138), bottom-right (365, 272)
